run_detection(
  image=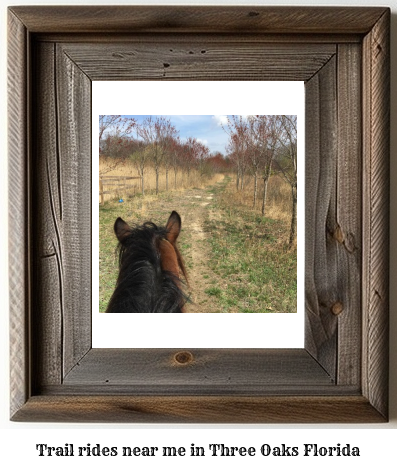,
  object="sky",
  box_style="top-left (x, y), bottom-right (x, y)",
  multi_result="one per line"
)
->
top-left (124, 115), bottom-right (231, 155)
